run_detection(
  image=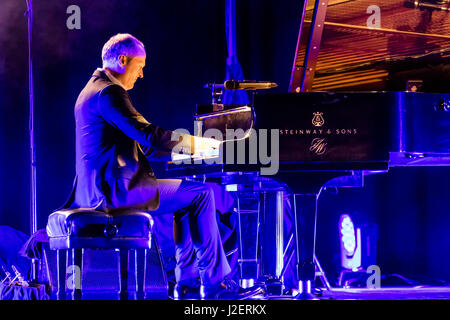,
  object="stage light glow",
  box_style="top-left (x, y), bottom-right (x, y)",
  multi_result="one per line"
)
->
top-left (340, 215), bottom-right (356, 255)
top-left (339, 214), bottom-right (362, 270)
